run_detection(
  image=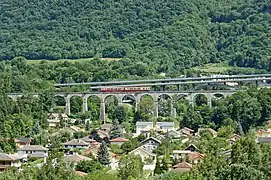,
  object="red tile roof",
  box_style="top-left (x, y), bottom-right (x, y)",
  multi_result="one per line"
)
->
top-left (110, 137), bottom-right (128, 142)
